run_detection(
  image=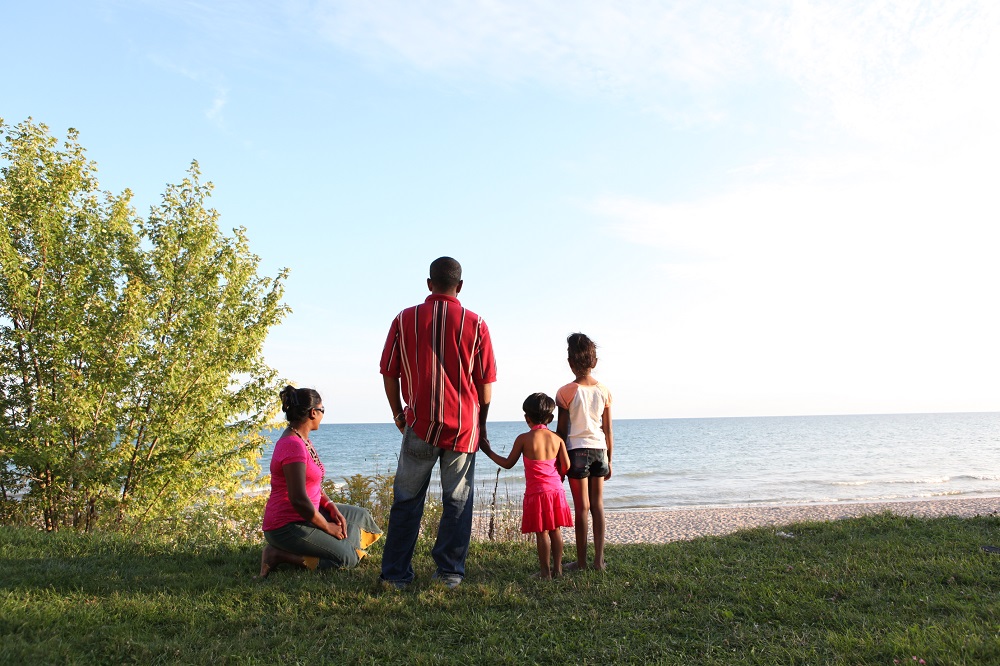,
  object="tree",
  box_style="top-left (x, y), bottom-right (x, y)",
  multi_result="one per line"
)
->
top-left (0, 118), bottom-right (288, 531)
